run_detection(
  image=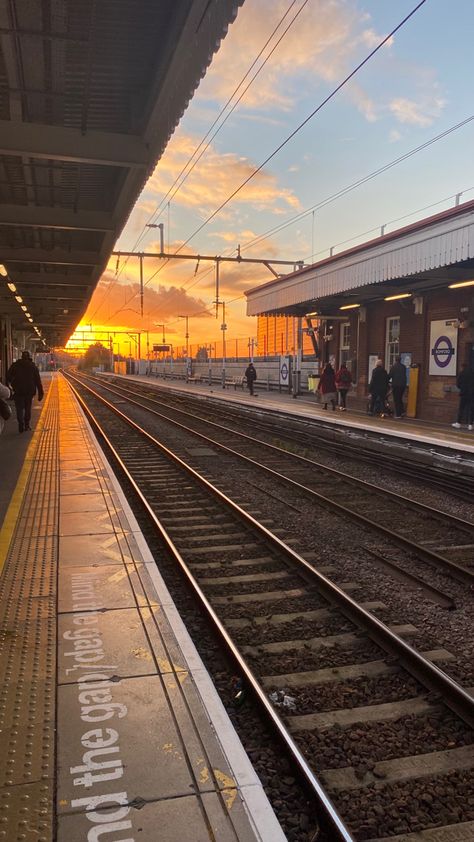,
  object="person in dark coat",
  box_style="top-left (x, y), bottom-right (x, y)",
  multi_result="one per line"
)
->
top-left (317, 363), bottom-right (337, 410)
top-left (7, 350), bottom-right (44, 433)
top-left (389, 356), bottom-right (407, 419)
top-left (368, 359), bottom-right (389, 416)
top-left (244, 362), bottom-right (257, 396)
top-left (452, 363), bottom-right (474, 430)
top-left (335, 363), bottom-right (352, 411)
